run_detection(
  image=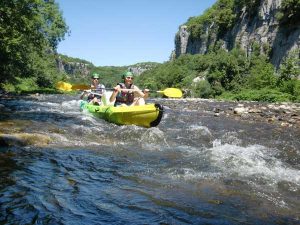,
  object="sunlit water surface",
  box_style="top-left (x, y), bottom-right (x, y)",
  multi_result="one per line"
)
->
top-left (0, 95), bottom-right (299, 225)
